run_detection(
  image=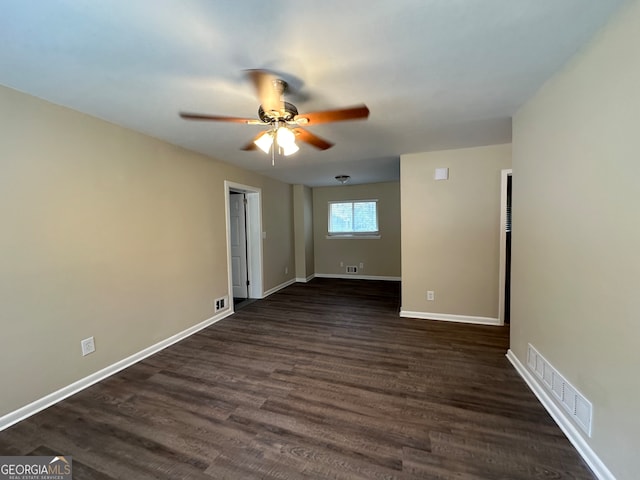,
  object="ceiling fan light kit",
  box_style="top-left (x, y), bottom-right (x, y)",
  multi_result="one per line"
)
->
top-left (179, 69), bottom-right (370, 164)
top-left (335, 175), bottom-right (351, 184)
top-left (253, 122), bottom-right (300, 158)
